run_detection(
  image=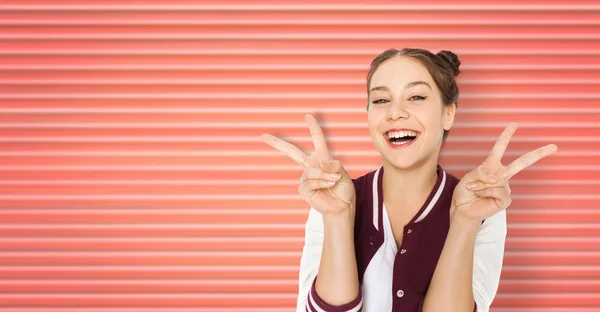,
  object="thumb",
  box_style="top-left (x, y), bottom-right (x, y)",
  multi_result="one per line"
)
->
top-left (320, 160), bottom-right (342, 174)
